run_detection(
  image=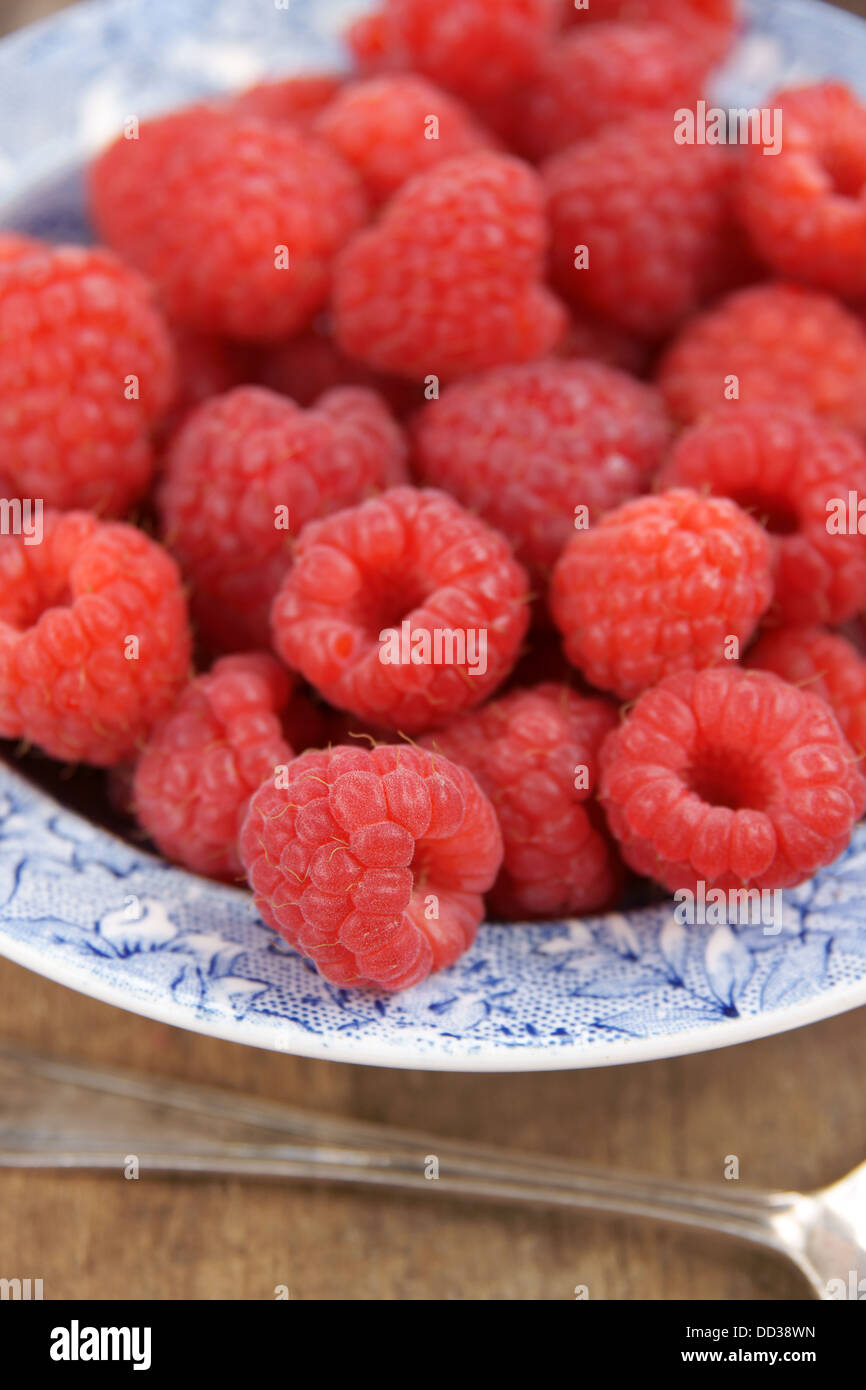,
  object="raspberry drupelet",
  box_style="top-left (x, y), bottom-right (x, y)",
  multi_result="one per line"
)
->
top-left (422, 683), bottom-right (622, 918)
top-left (89, 105), bottom-right (368, 341)
top-left (550, 490), bottom-right (773, 700)
top-left (411, 359), bottom-right (671, 583)
top-left (658, 406), bottom-right (866, 626)
top-left (332, 153), bottom-right (567, 381)
top-left (599, 666), bottom-right (866, 892)
top-left (159, 384), bottom-right (408, 653)
top-left (132, 653), bottom-right (324, 880)
top-left (657, 282), bottom-right (866, 437)
top-left (240, 743), bottom-right (503, 990)
top-left (0, 512), bottom-right (191, 766)
top-left (745, 626), bottom-right (866, 760)
top-left (0, 243), bottom-right (176, 514)
top-left (270, 486), bottom-right (531, 732)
